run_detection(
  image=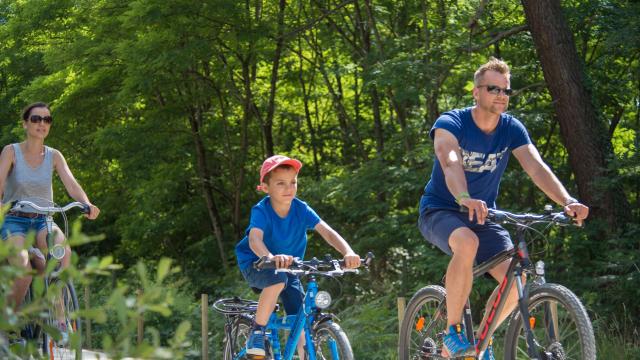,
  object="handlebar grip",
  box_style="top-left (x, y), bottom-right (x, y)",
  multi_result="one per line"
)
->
top-left (253, 256), bottom-right (276, 270)
top-left (363, 251), bottom-right (374, 267)
top-left (81, 203), bottom-right (91, 215)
